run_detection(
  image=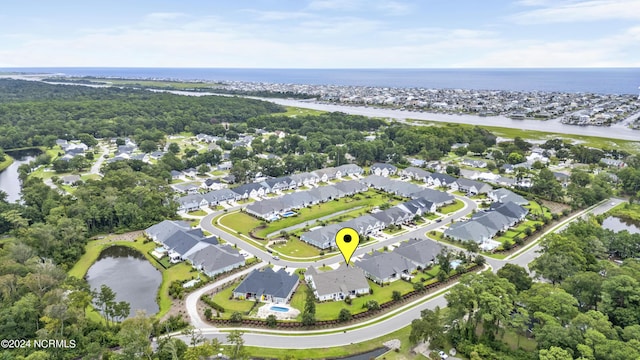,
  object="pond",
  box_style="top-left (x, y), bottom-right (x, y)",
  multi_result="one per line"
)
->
top-left (86, 245), bottom-right (162, 318)
top-left (0, 149), bottom-right (40, 203)
top-left (602, 216), bottom-right (640, 235)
